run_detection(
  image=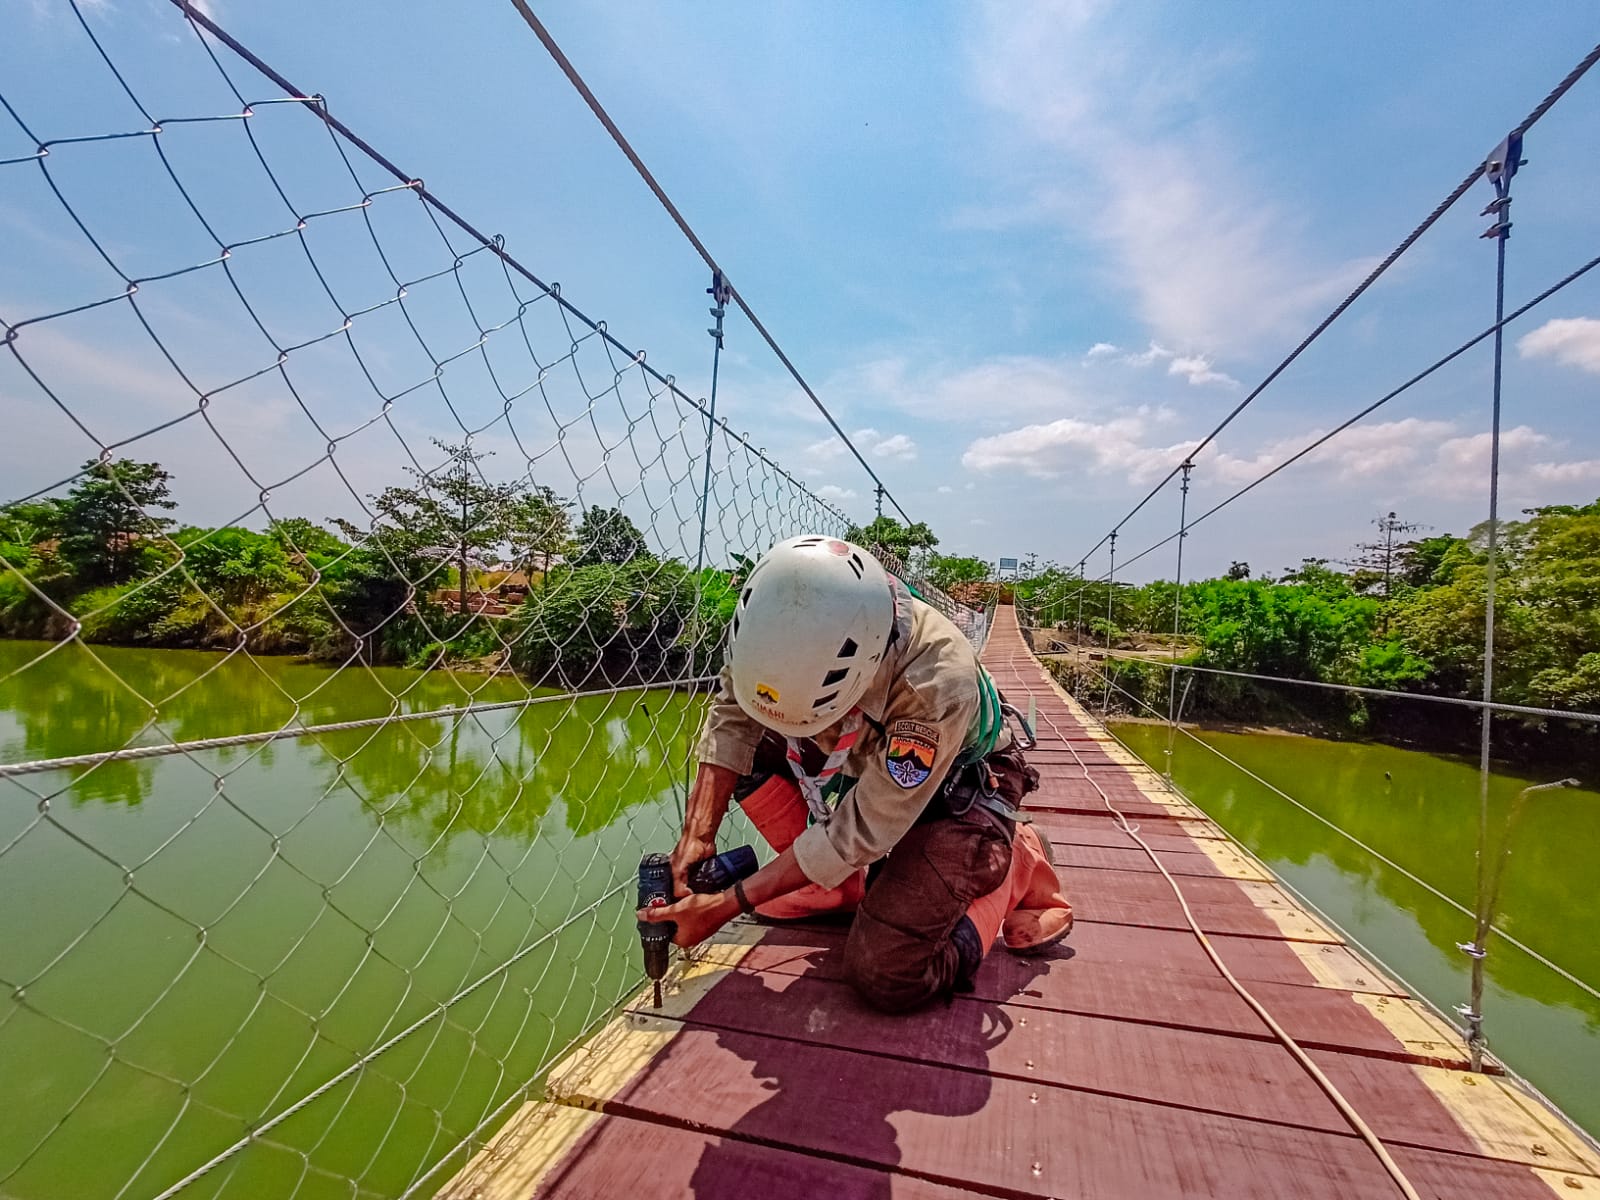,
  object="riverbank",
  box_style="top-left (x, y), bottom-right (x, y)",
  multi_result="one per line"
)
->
top-left (1037, 651), bottom-right (1600, 778)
